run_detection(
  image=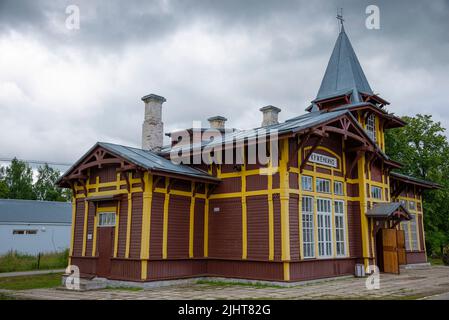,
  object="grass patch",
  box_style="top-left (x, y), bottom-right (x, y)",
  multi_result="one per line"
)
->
top-left (196, 280), bottom-right (284, 289)
top-left (106, 286), bottom-right (143, 292)
top-left (0, 273), bottom-right (61, 290)
top-left (428, 257), bottom-right (444, 266)
top-left (0, 250), bottom-right (68, 273)
top-left (0, 292), bottom-right (17, 300)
